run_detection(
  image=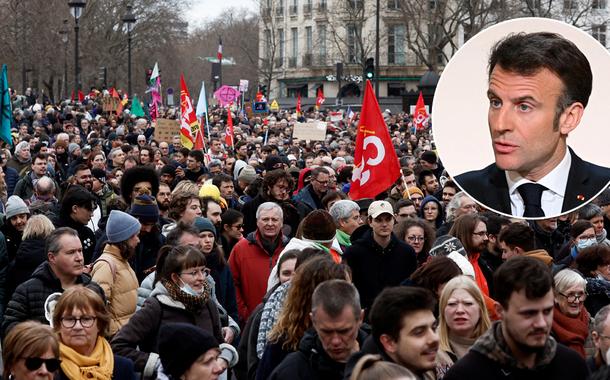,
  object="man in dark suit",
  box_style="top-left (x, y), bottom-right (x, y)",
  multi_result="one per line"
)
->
top-left (455, 32), bottom-right (610, 218)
